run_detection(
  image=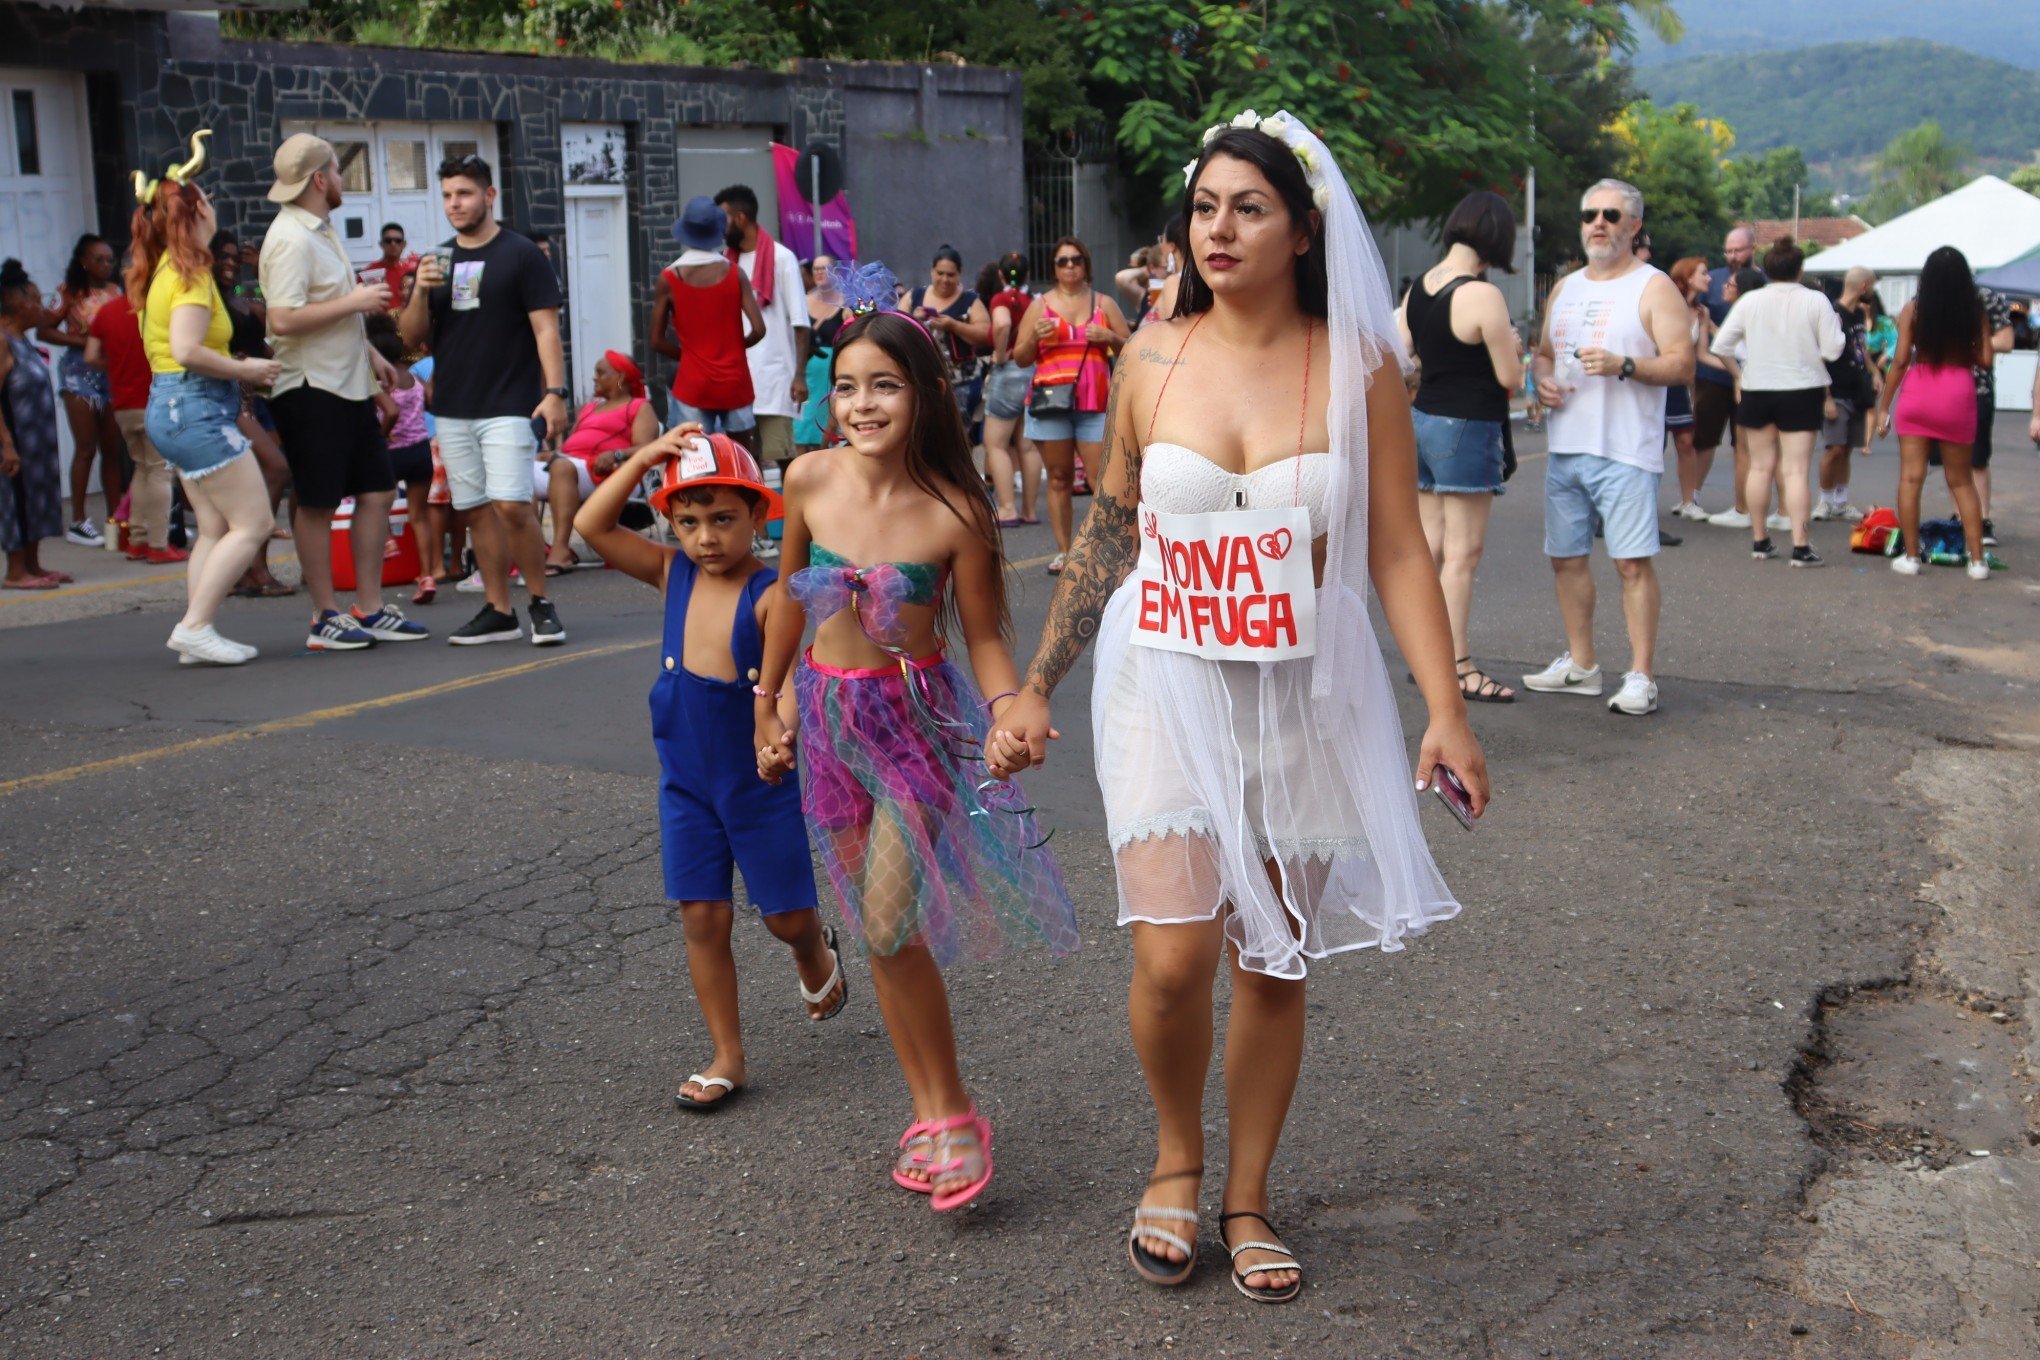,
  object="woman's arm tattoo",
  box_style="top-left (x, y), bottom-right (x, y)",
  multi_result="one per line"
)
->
top-left (1024, 363), bottom-right (1141, 695)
